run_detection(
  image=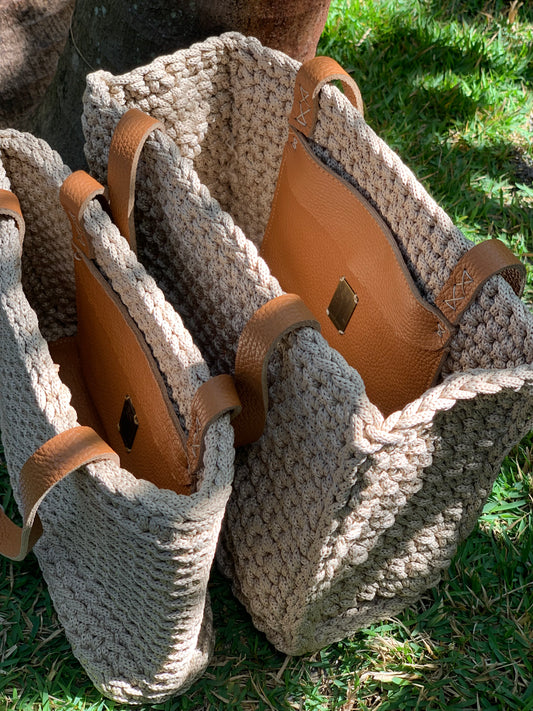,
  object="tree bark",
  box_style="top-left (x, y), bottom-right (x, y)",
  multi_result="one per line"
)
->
top-left (0, 0), bottom-right (75, 130)
top-left (31, 0), bottom-right (331, 168)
